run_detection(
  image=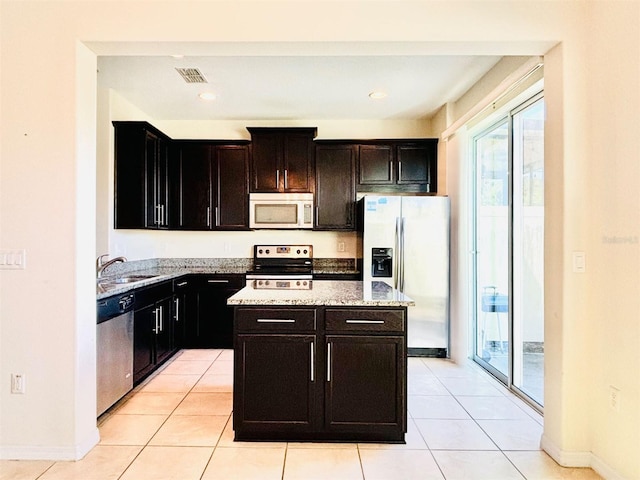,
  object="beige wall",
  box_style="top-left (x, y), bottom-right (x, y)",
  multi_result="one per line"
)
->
top-left (1, 1), bottom-right (638, 478)
top-left (585, 1), bottom-right (640, 473)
